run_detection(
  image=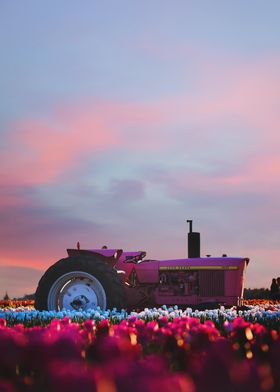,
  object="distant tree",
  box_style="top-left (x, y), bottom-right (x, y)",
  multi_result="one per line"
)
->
top-left (22, 293), bottom-right (35, 300)
top-left (3, 291), bottom-right (10, 301)
top-left (244, 288), bottom-right (270, 299)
